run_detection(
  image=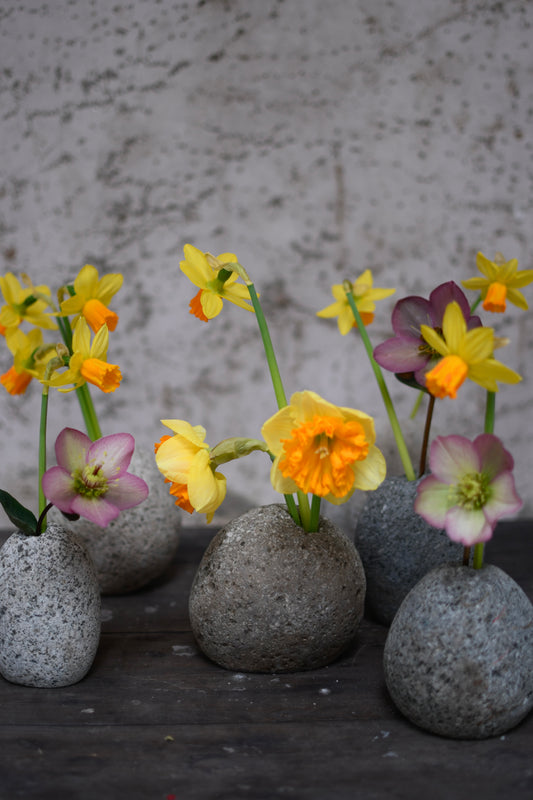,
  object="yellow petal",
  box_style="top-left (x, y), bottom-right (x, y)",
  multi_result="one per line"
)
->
top-left (89, 322), bottom-right (109, 360)
top-left (155, 434), bottom-right (200, 483)
top-left (350, 444), bottom-right (387, 491)
top-left (73, 265), bottom-right (99, 299)
top-left (441, 302), bottom-right (467, 352)
top-left (160, 420), bottom-right (208, 445)
top-left (96, 273), bottom-right (124, 306)
top-left (180, 244), bottom-right (212, 287)
top-left (71, 317), bottom-right (92, 356)
top-left (461, 326), bottom-right (495, 363)
top-left (506, 287), bottom-right (529, 310)
top-left (187, 450), bottom-right (226, 514)
top-left (468, 360), bottom-right (522, 391)
top-left (261, 406), bottom-right (298, 455)
top-left (420, 324), bottom-right (448, 356)
top-left (200, 291), bottom-right (223, 319)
